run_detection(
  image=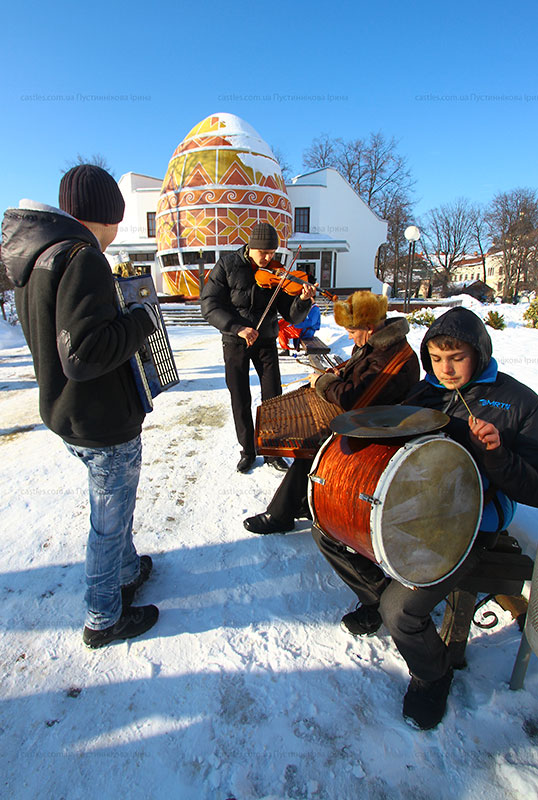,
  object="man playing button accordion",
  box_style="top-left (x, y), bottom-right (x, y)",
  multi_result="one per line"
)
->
top-left (314, 307), bottom-right (538, 730)
top-left (2, 165), bottom-right (159, 648)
